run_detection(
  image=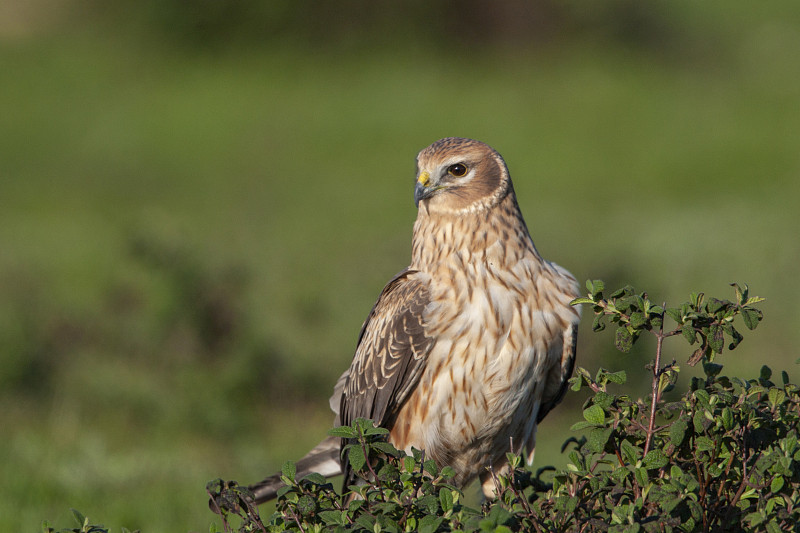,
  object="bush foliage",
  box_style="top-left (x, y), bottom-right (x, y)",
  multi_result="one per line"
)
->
top-left (50, 282), bottom-right (800, 532)
top-left (204, 281), bottom-right (799, 532)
